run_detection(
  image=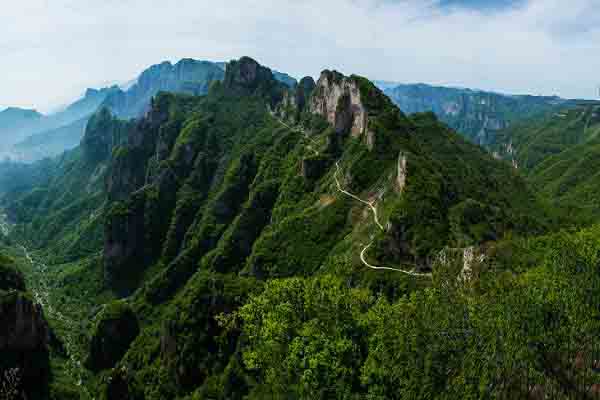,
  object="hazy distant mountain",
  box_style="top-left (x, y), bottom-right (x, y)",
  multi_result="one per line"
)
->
top-left (13, 118), bottom-right (88, 162)
top-left (376, 82), bottom-right (573, 145)
top-left (102, 58), bottom-right (297, 119)
top-left (3, 58), bottom-right (298, 162)
top-left (102, 59), bottom-right (226, 118)
top-left (0, 87), bottom-right (119, 155)
top-left (0, 108), bottom-right (44, 145)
